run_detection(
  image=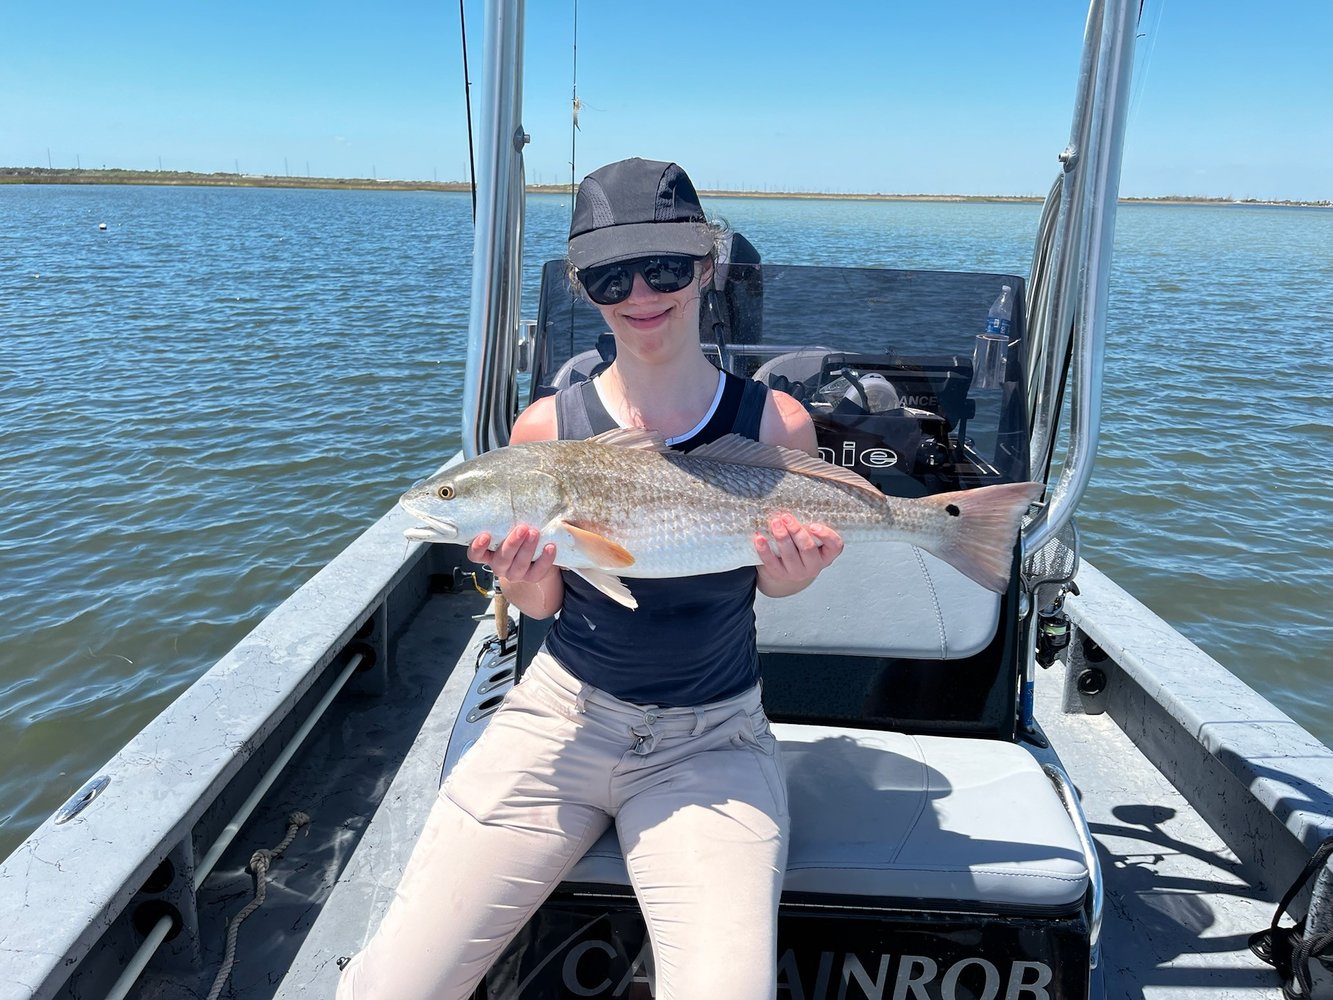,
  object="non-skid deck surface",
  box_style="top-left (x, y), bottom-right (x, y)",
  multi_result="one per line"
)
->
top-left (267, 599), bottom-right (493, 999)
top-left (1034, 655), bottom-right (1287, 999)
top-left (129, 592), bottom-right (489, 1000)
